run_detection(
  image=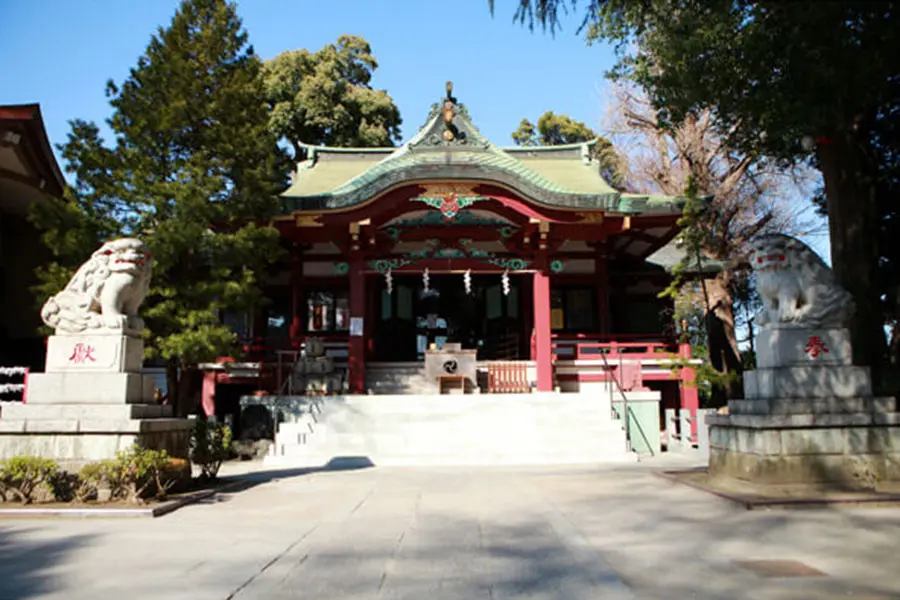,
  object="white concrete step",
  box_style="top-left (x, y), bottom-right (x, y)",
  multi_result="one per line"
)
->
top-left (266, 392), bottom-right (633, 467)
top-left (266, 448), bottom-right (636, 467)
